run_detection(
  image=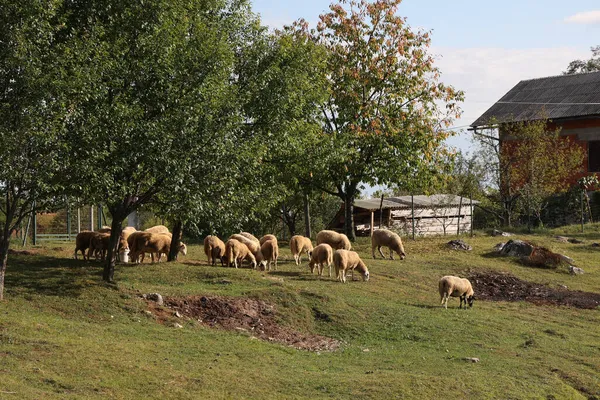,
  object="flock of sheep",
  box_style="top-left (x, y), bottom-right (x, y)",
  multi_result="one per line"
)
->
top-left (72, 225), bottom-right (474, 307)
